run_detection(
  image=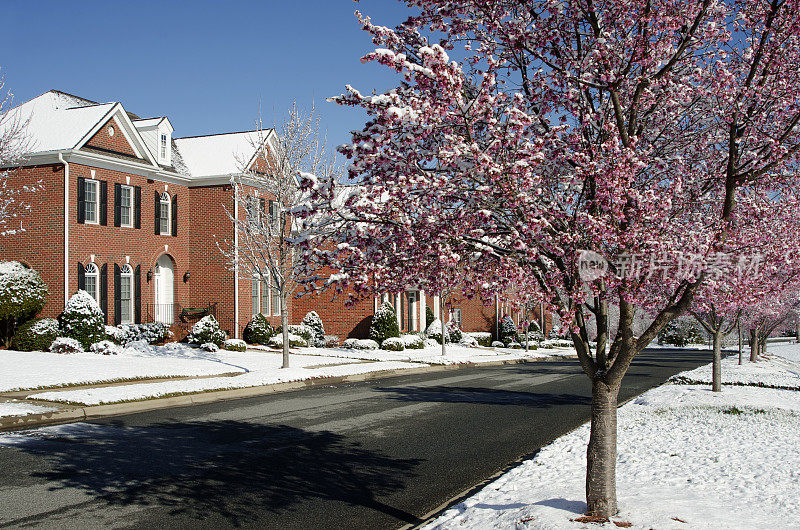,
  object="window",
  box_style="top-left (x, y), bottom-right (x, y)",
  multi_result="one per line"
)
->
top-left (120, 265), bottom-right (133, 324)
top-left (272, 277), bottom-right (281, 316)
top-left (269, 200), bottom-right (280, 232)
top-left (159, 192), bottom-right (171, 235)
top-left (108, 125), bottom-right (115, 137)
top-left (85, 263), bottom-right (99, 302)
top-left (84, 179), bottom-right (99, 224)
top-left (261, 280), bottom-right (270, 315)
top-left (120, 185), bottom-right (133, 227)
top-left (160, 134), bottom-right (167, 158)
top-left (450, 308), bottom-right (462, 328)
top-left (252, 277), bottom-right (273, 316)
top-left (251, 278), bottom-right (259, 317)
